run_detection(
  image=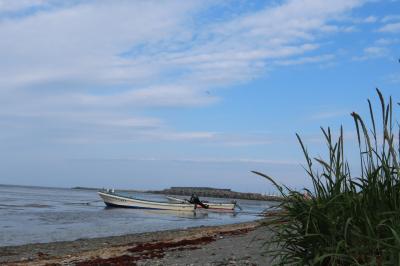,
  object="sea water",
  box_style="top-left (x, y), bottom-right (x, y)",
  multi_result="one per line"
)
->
top-left (0, 184), bottom-right (272, 247)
